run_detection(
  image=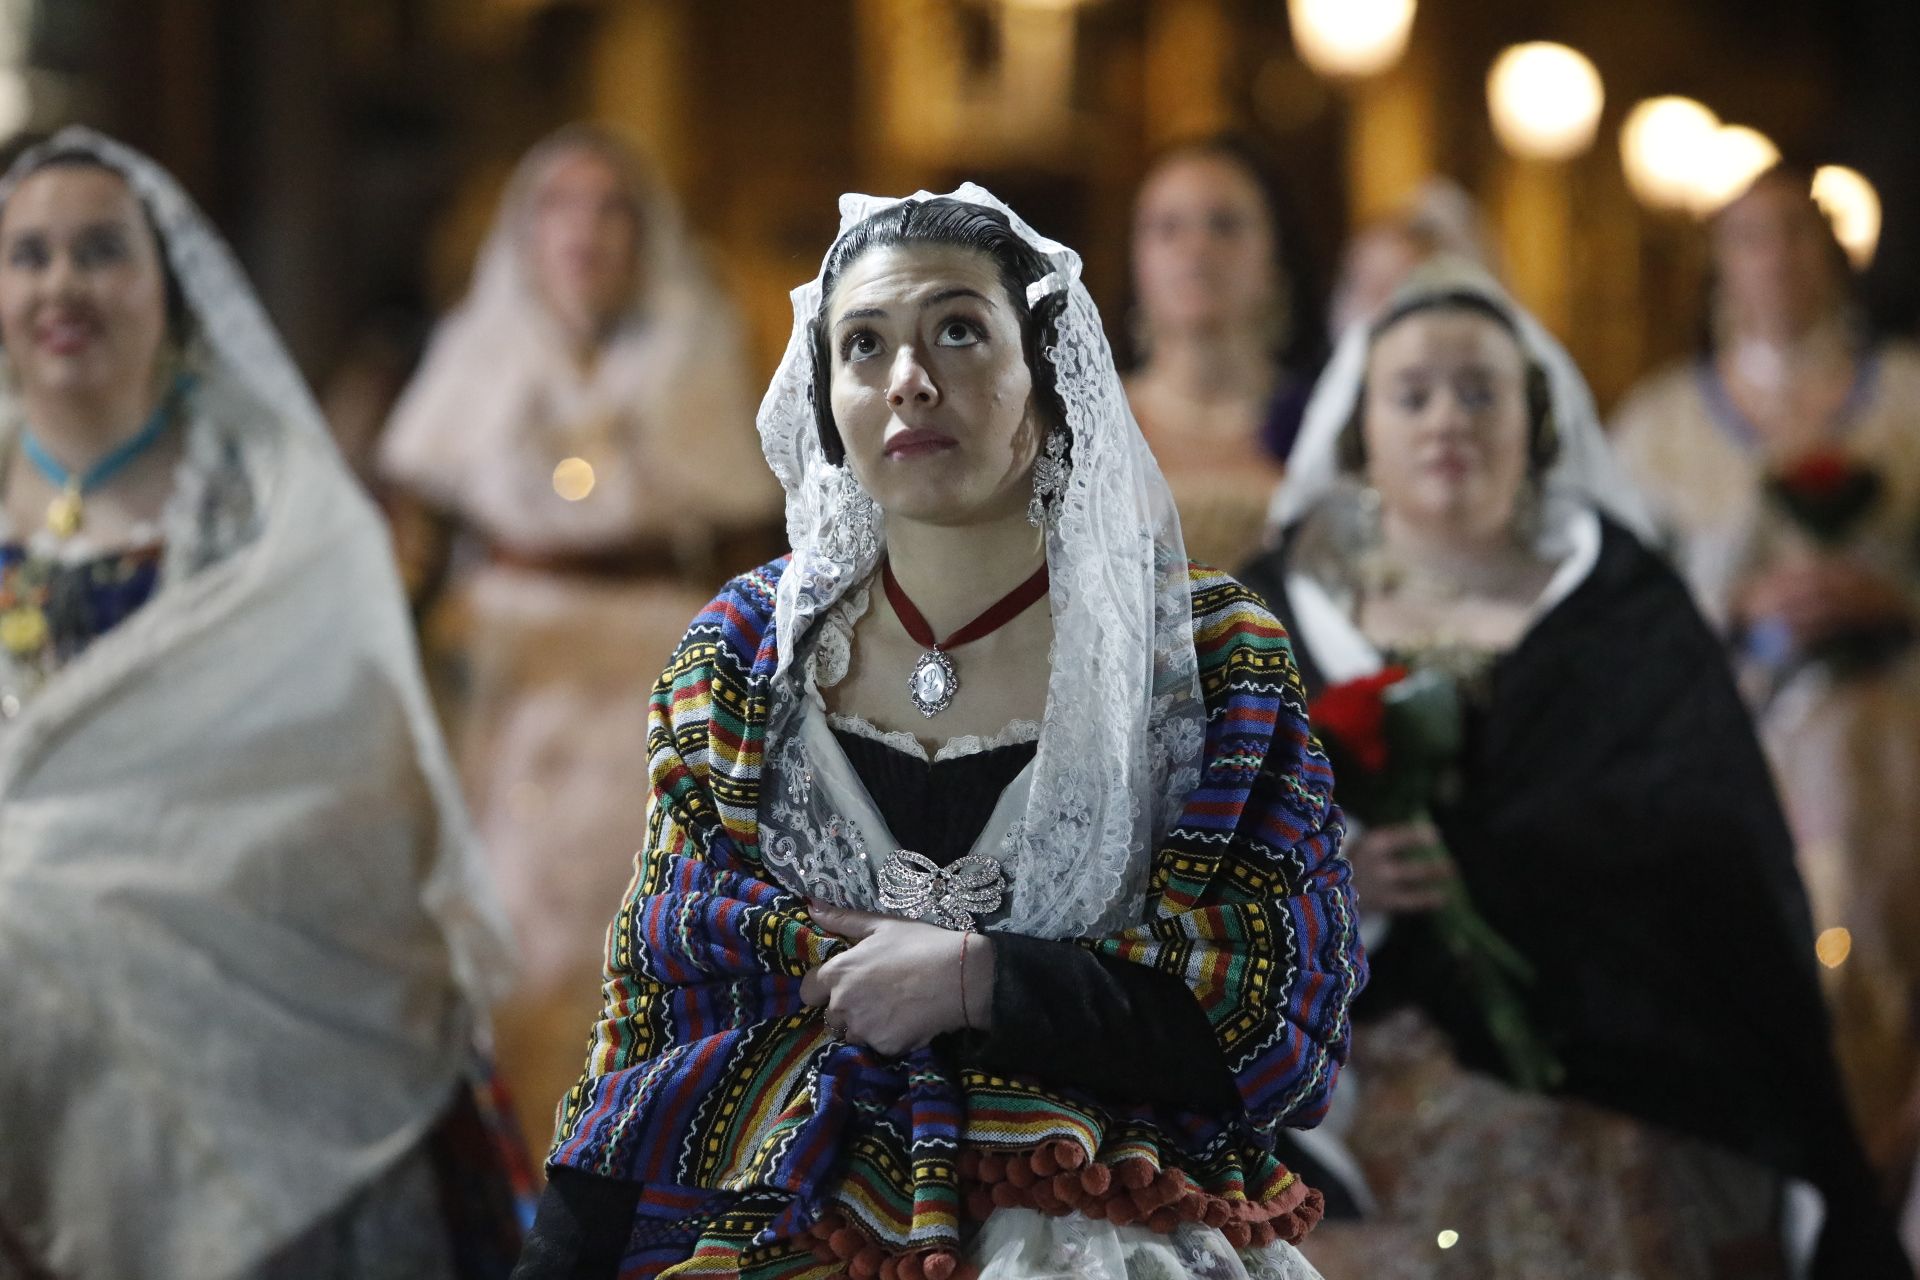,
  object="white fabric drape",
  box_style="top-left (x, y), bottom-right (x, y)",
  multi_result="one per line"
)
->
top-left (0, 126), bottom-right (510, 1280)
